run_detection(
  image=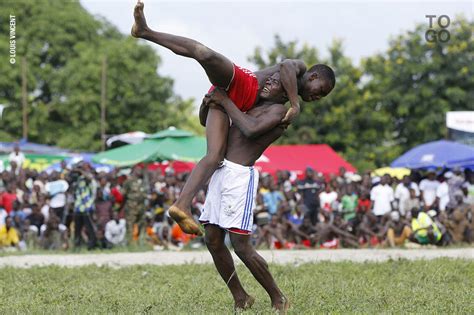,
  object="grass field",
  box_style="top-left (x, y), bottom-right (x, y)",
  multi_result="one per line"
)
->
top-left (1, 259), bottom-right (472, 314)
